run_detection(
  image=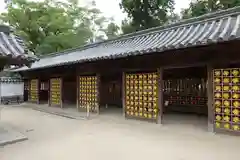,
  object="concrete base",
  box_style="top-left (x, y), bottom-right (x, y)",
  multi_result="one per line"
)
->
top-left (208, 122), bottom-right (214, 133)
top-left (20, 103), bottom-right (92, 120)
top-left (0, 122), bottom-right (28, 146)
